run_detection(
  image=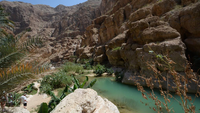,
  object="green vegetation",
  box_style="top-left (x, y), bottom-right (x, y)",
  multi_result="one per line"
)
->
top-left (0, 5), bottom-right (45, 93)
top-left (83, 59), bottom-right (93, 70)
top-left (23, 83), bottom-right (34, 93)
top-left (38, 103), bottom-right (48, 113)
top-left (39, 73), bottom-right (96, 112)
top-left (112, 47), bottom-right (121, 51)
top-left (93, 64), bottom-right (107, 76)
top-left (38, 61), bottom-right (97, 112)
top-left (62, 62), bottom-right (84, 74)
top-left (93, 64), bottom-right (114, 76)
top-left (39, 72), bottom-right (72, 94)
